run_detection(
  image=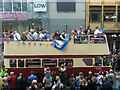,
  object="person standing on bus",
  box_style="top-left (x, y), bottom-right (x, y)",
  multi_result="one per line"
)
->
top-left (59, 32), bottom-right (68, 41)
top-left (52, 31), bottom-right (59, 40)
top-left (0, 66), bottom-right (8, 78)
top-left (27, 71), bottom-right (38, 86)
